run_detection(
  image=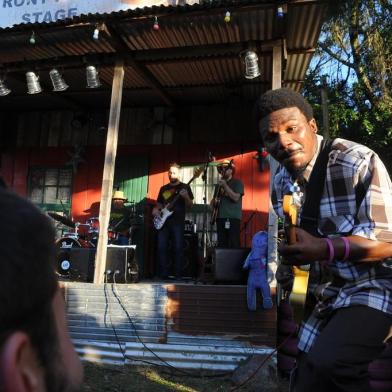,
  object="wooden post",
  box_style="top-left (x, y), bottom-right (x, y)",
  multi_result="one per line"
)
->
top-left (267, 45), bottom-right (282, 297)
top-left (94, 60), bottom-right (124, 284)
